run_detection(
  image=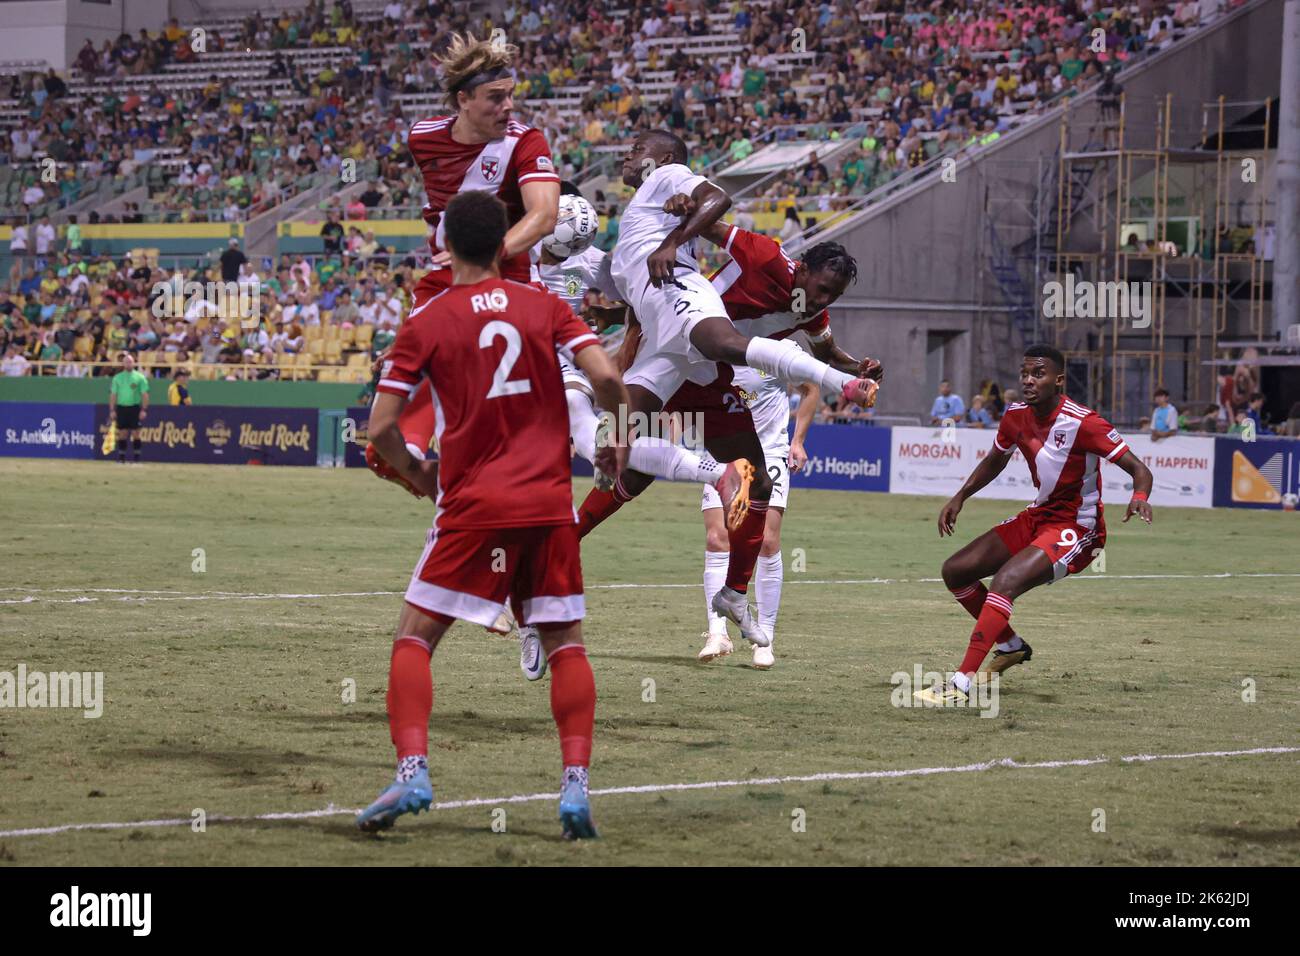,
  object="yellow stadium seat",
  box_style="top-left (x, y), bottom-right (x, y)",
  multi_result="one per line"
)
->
top-left (336, 325), bottom-right (355, 347)
top-left (316, 367), bottom-right (338, 382)
top-left (303, 326), bottom-right (324, 345)
top-left (159, 352), bottom-right (178, 367)
top-left (322, 323), bottom-right (340, 341)
top-left (322, 340), bottom-right (343, 364)
top-left (346, 350), bottom-right (369, 368)
top-left (74, 336), bottom-right (94, 359)
top-left (194, 364), bottom-right (218, 381)
top-left (293, 352), bottom-right (314, 381)
top-left (354, 324), bottom-right (374, 349)
top-left (277, 352), bottom-right (296, 370)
